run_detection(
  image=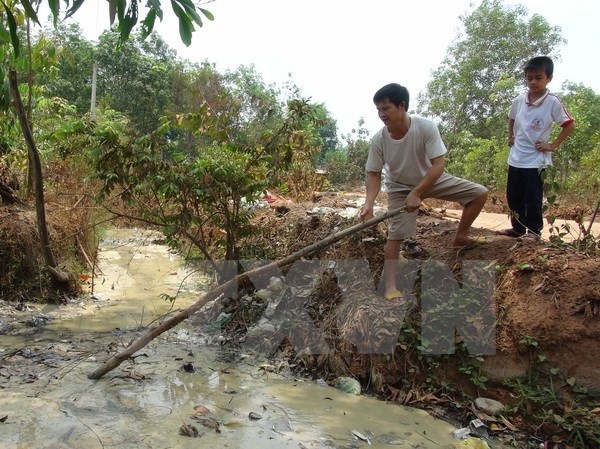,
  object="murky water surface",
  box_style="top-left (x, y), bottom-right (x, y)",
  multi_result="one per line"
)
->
top-left (1, 228), bottom-right (477, 448)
